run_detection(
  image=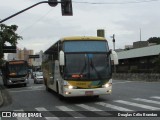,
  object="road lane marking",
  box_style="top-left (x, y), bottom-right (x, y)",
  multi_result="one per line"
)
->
top-left (151, 96), bottom-right (160, 100)
top-left (35, 107), bottom-right (59, 120)
top-left (9, 89), bottom-right (45, 93)
top-left (95, 102), bottom-right (133, 111)
top-left (56, 106), bottom-right (75, 111)
top-left (115, 100), bottom-right (160, 110)
top-left (28, 85), bottom-right (44, 89)
top-left (134, 98), bottom-right (160, 105)
top-left (112, 81), bottom-right (133, 84)
top-left (56, 106), bottom-right (85, 118)
top-left (76, 104), bottom-right (103, 111)
top-left (75, 104), bottom-right (109, 117)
